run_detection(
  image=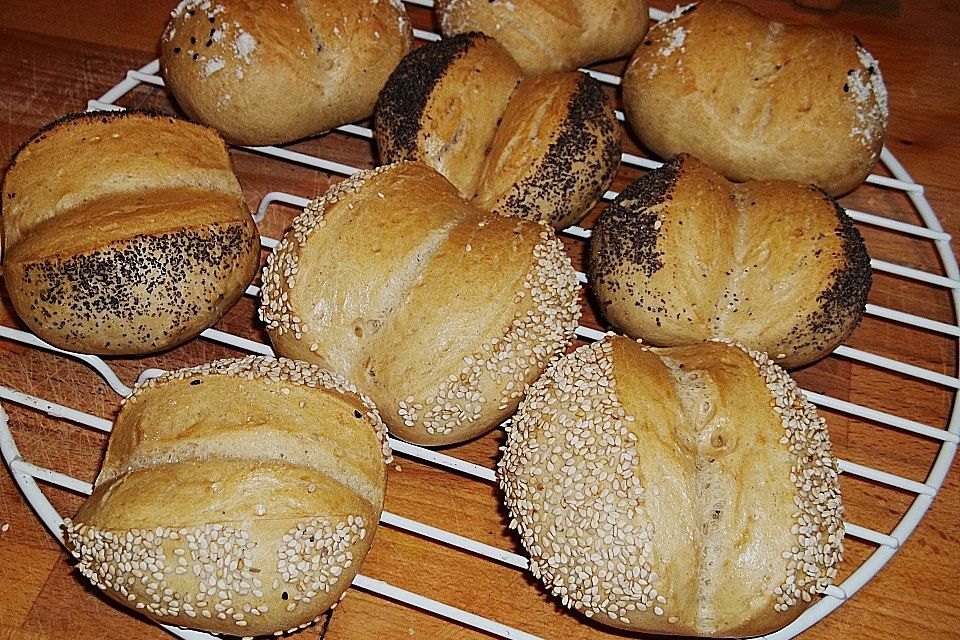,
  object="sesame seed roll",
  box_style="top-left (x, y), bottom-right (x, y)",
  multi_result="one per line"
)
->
top-left (64, 356), bottom-right (390, 637)
top-left (499, 335), bottom-right (843, 636)
top-left (260, 162), bottom-right (581, 446)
